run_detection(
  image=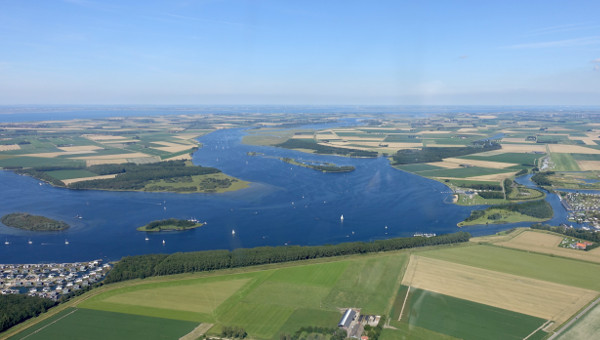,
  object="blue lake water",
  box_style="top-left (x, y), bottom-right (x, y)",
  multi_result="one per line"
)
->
top-left (0, 125), bottom-right (573, 263)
